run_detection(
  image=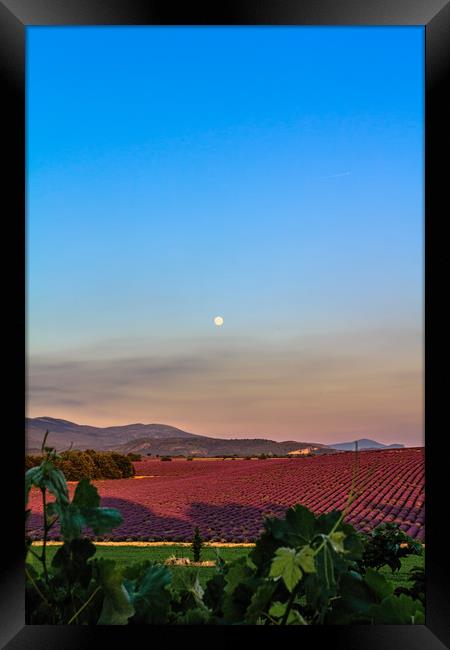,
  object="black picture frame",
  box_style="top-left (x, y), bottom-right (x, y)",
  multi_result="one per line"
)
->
top-left (1, 1), bottom-right (448, 648)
